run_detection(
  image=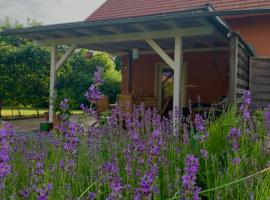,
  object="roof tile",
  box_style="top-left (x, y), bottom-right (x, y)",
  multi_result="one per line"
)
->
top-left (87, 0), bottom-right (270, 21)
